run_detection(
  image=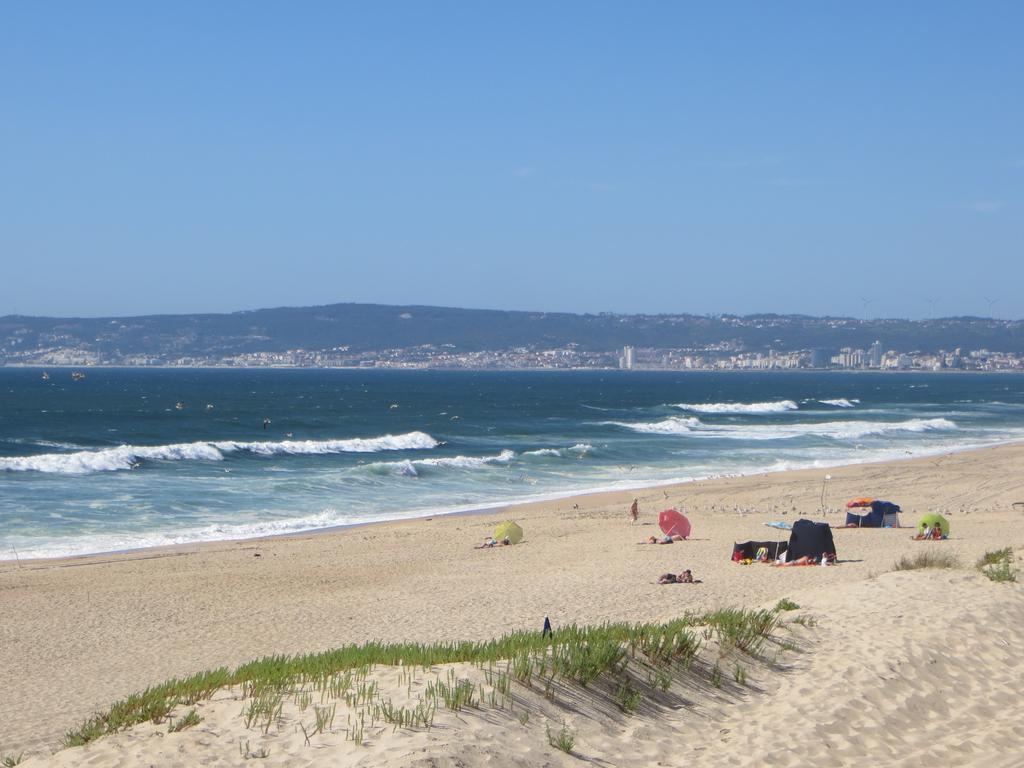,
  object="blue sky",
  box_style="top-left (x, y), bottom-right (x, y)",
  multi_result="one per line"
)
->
top-left (2, 2), bottom-right (1021, 319)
